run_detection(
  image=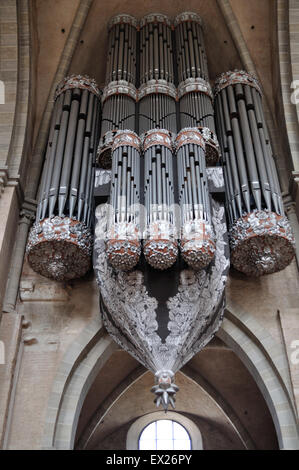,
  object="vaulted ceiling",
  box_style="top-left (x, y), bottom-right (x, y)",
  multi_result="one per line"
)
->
top-left (31, 0), bottom-right (276, 144)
